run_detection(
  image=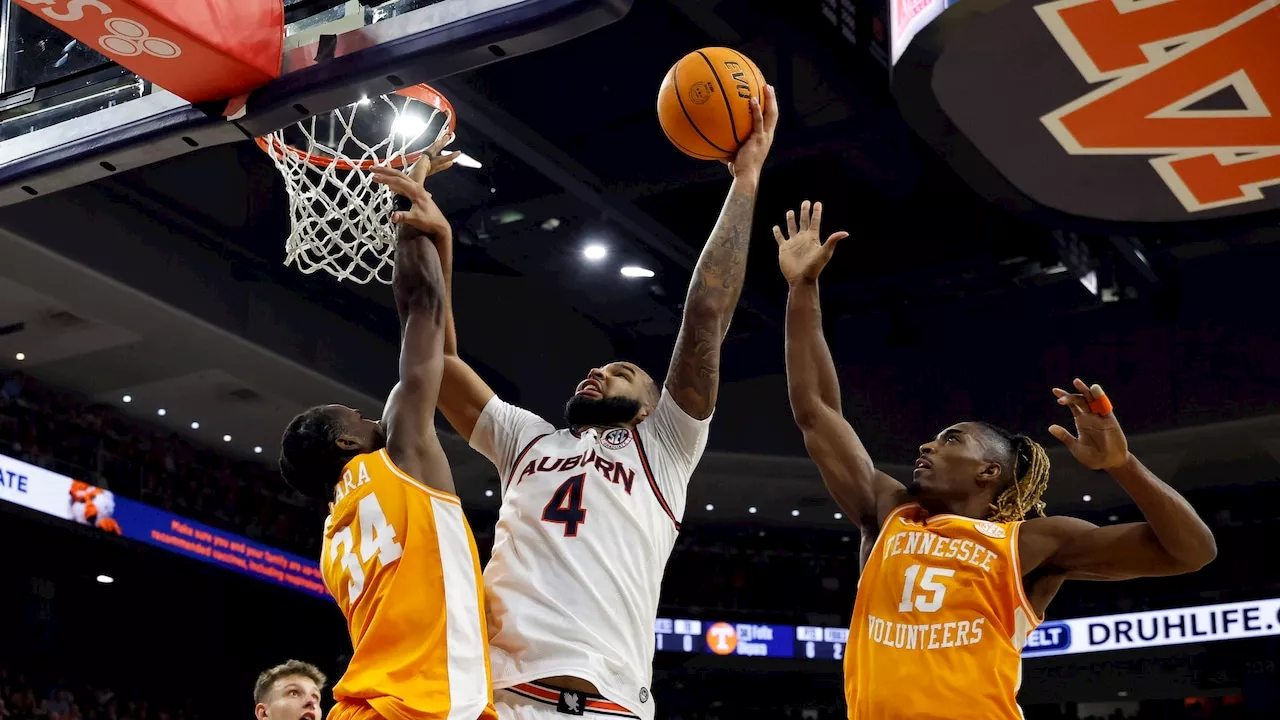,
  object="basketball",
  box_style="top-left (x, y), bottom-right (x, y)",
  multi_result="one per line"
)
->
top-left (657, 48), bottom-right (766, 161)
